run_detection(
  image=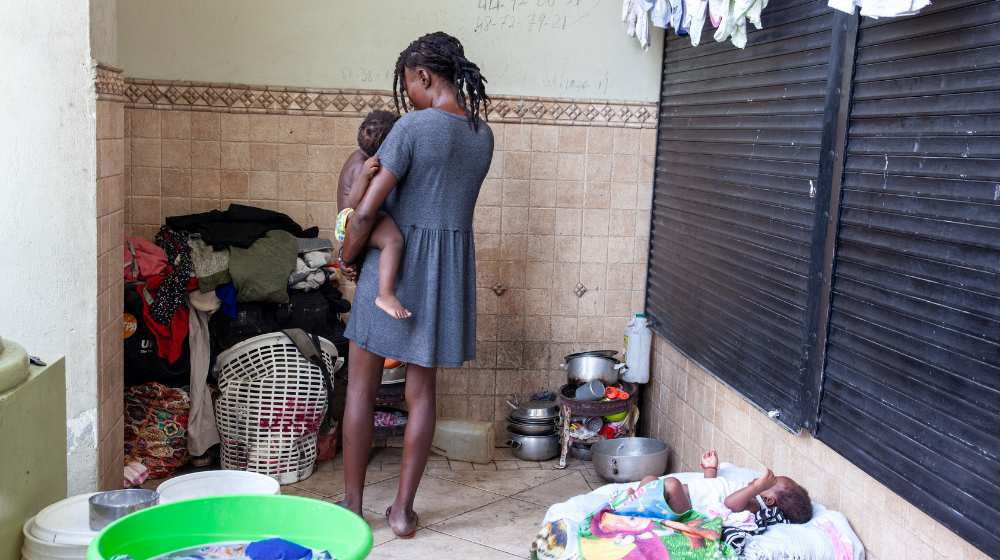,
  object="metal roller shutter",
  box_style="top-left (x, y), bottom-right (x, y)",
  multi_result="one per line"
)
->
top-left (647, 0), bottom-right (834, 430)
top-left (816, 1), bottom-right (1000, 555)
